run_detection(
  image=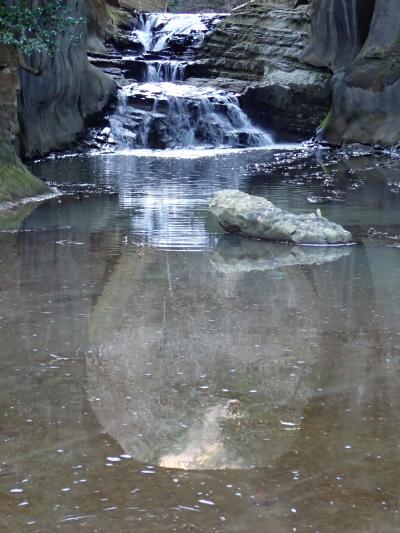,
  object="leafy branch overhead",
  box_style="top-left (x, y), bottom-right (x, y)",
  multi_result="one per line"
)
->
top-left (0, 1), bottom-right (84, 74)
